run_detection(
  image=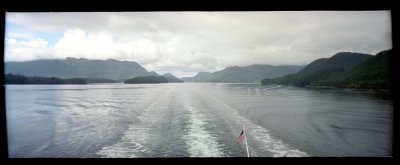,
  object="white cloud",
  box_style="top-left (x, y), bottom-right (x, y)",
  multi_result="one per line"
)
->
top-left (4, 11), bottom-right (393, 77)
top-left (5, 37), bottom-right (52, 61)
top-left (54, 29), bottom-right (117, 59)
top-left (6, 32), bottom-right (35, 40)
top-left (26, 38), bottom-right (48, 48)
top-left (6, 38), bottom-right (17, 45)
